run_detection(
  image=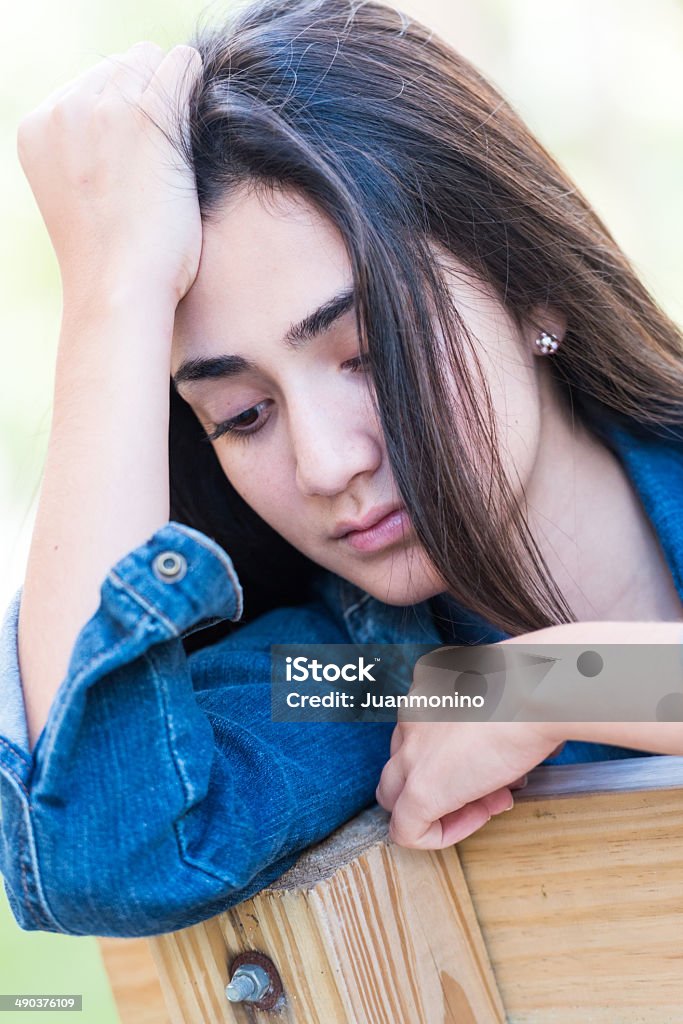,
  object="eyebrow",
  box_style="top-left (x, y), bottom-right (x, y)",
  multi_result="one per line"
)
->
top-left (172, 285), bottom-right (356, 390)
